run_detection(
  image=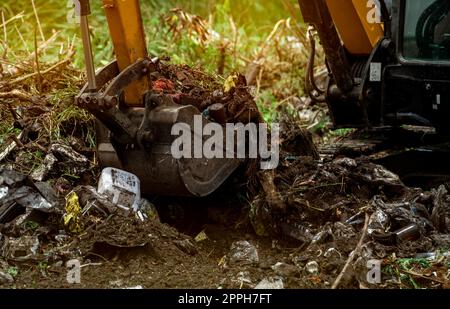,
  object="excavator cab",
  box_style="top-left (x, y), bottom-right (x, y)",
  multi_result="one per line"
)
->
top-left (403, 0), bottom-right (450, 61)
top-left (385, 0), bottom-right (450, 132)
top-left (299, 0), bottom-right (450, 133)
